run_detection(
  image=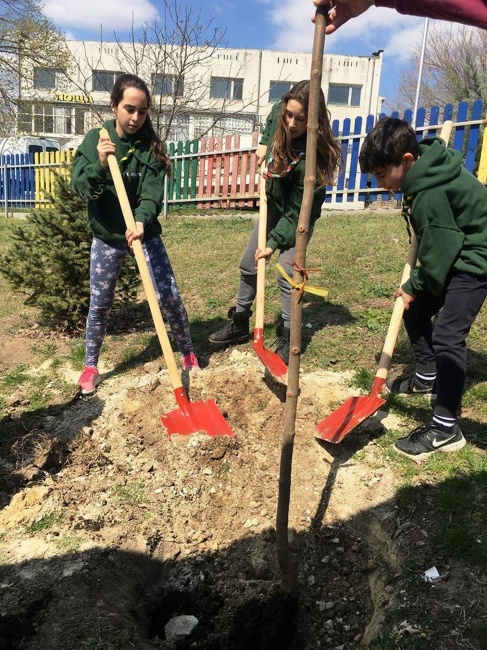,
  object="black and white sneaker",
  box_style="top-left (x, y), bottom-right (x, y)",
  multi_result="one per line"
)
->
top-left (394, 423), bottom-right (466, 461)
top-left (385, 373), bottom-right (436, 397)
